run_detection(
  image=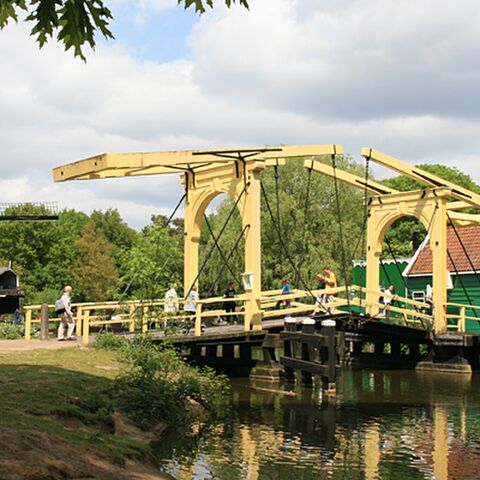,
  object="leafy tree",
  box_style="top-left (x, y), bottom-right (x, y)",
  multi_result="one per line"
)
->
top-left (0, 206), bottom-right (89, 300)
top-left (122, 220), bottom-right (183, 300)
top-left (381, 164), bottom-right (480, 258)
top-left (199, 155), bottom-right (366, 293)
top-left (0, 205), bottom-right (183, 303)
top-left (149, 214), bottom-right (184, 236)
top-left (42, 209), bottom-right (90, 290)
top-left (382, 164), bottom-right (480, 195)
top-left (0, 0), bottom-right (249, 60)
top-left (71, 220), bottom-right (119, 301)
top-left (198, 195), bottom-right (244, 296)
top-left (90, 208), bottom-right (138, 290)
top-left (90, 208), bottom-right (137, 252)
